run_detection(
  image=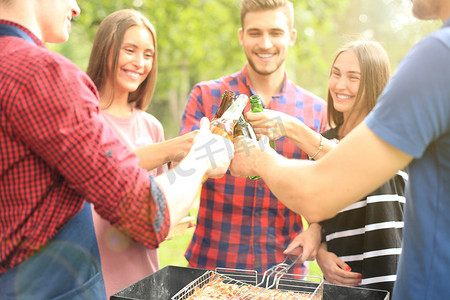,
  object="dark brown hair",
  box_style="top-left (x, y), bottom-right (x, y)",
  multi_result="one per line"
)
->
top-left (86, 9), bottom-right (157, 110)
